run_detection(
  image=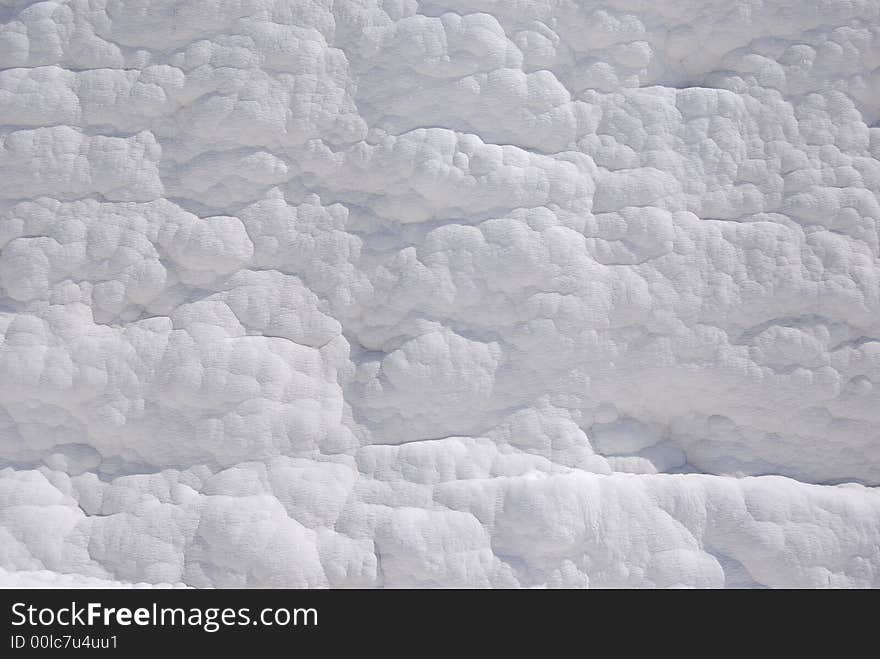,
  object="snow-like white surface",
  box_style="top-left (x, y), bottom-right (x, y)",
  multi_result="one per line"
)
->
top-left (1, 0), bottom-right (879, 587)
